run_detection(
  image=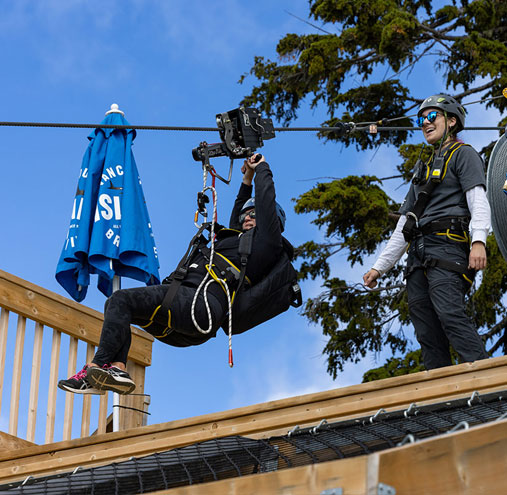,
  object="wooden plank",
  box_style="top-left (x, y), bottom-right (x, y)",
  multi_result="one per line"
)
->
top-left (9, 315), bottom-right (26, 436)
top-left (26, 321), bottom-right (44, 442)
top-left (1, 355), bottom-right (507, 483)
top-left (150, 455), bottom-right (368, 495)
top-left (0, 432), bottom-right (35, 454)
top-left (62, 337), bottom-right (78, 441)
top-left (120, 361), bottom-right (147, 430)
top-left (97, 394), bottom-right (108, 435)
top-left (376, 418), bottom-right (507, 494)
top-left (80, 344), bottom-right (95, 438)
top-left (0, 269), bottom-right (153, 366)
top-left (0, 308), bottom-right (9, 416)
top-left (45, 329), bottom-right (61, 444)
